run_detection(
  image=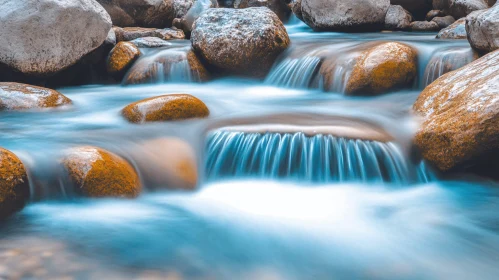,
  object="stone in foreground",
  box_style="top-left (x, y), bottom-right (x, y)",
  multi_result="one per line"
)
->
top-left (345, 42), bottom-right (418, 95)
top-left (301, 0), bottom-right (390, 31)
top-left (0, 83), bottom-right (72, 110)
top-left (0, 148), bottom-right (30, 219)
top-left (191, 7), bottom-right (290, 77)
top-left (414, 49), bottom-right (499, 171)
top-left (122, 94), bottom-right (209, 123)
top-left (436, 18), bottom-right (467, 39)
top-left (466, 5), bottom-right (499, 53)
top-left (62, 146), bottom-right (141, 198)
top-left (0, 0), bottom-right (111, 76)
